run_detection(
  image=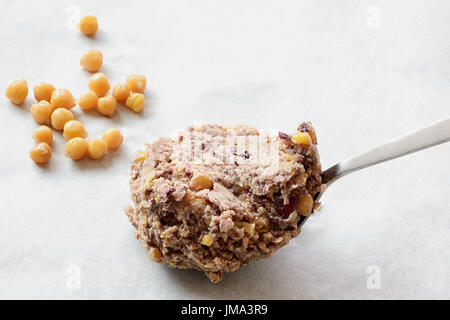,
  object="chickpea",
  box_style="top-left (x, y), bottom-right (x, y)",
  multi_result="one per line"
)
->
top-left (112, 82), bottom-right (130, 102)
top-left (125, 93), bottom-right (145, 112)
top-left (51, 107), bottom-right (74, 130)
top-left (297, 194), bottom-right (313, 216)
top-left (29, 142), bottom-right (52, 164)
top-left (97, 95), bottom-right (117, 117)
top-left (126, 74), bottom-right (146, 93)
top-left (80, 49), bottom-right (103, 72)
top-left (65, 137), bottom-right (88, 160)
top-left (190, 174), bottom-right (213, 191)
top-left (88, 72), bottom-right (110, 97)
top-left (102, 128), bottom-right (123, 150)
top-left (30, 100), bottom-right (54, 125)
top-left (5, 79), bottom-right (28, 104)
top-left (63, 120), bottom-right (87, 140)
top-left (78, 91), bottom-right (98, 110)
top-left (148, 247), bottom-right (162, 262)
top-left (50, 89), bottom-right (75, 109)
top-left (79, 15), bottom-right (98, 36)
top-left (33, 82), bottom-right (55, 102)
top-left (32, 126), bottom-right (53, 144)
top-left (87, 138), bottom-right (107, 159)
